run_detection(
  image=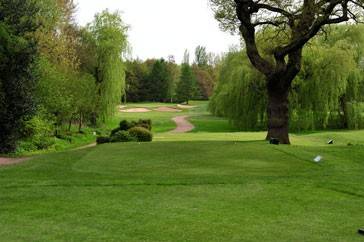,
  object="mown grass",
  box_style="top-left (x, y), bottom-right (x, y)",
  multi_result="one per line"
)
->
top-left (2, 101), bottom-right (364, 241)
top-left (1, 137), bottom-right (364, 241)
